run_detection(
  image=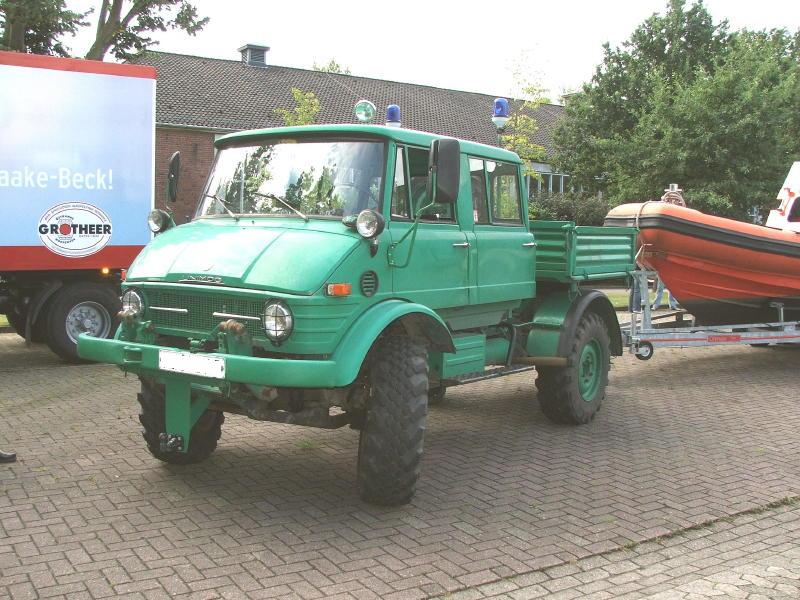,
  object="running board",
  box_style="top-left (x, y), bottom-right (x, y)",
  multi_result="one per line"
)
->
top-left (446, 364), bottom-right (537, 386)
